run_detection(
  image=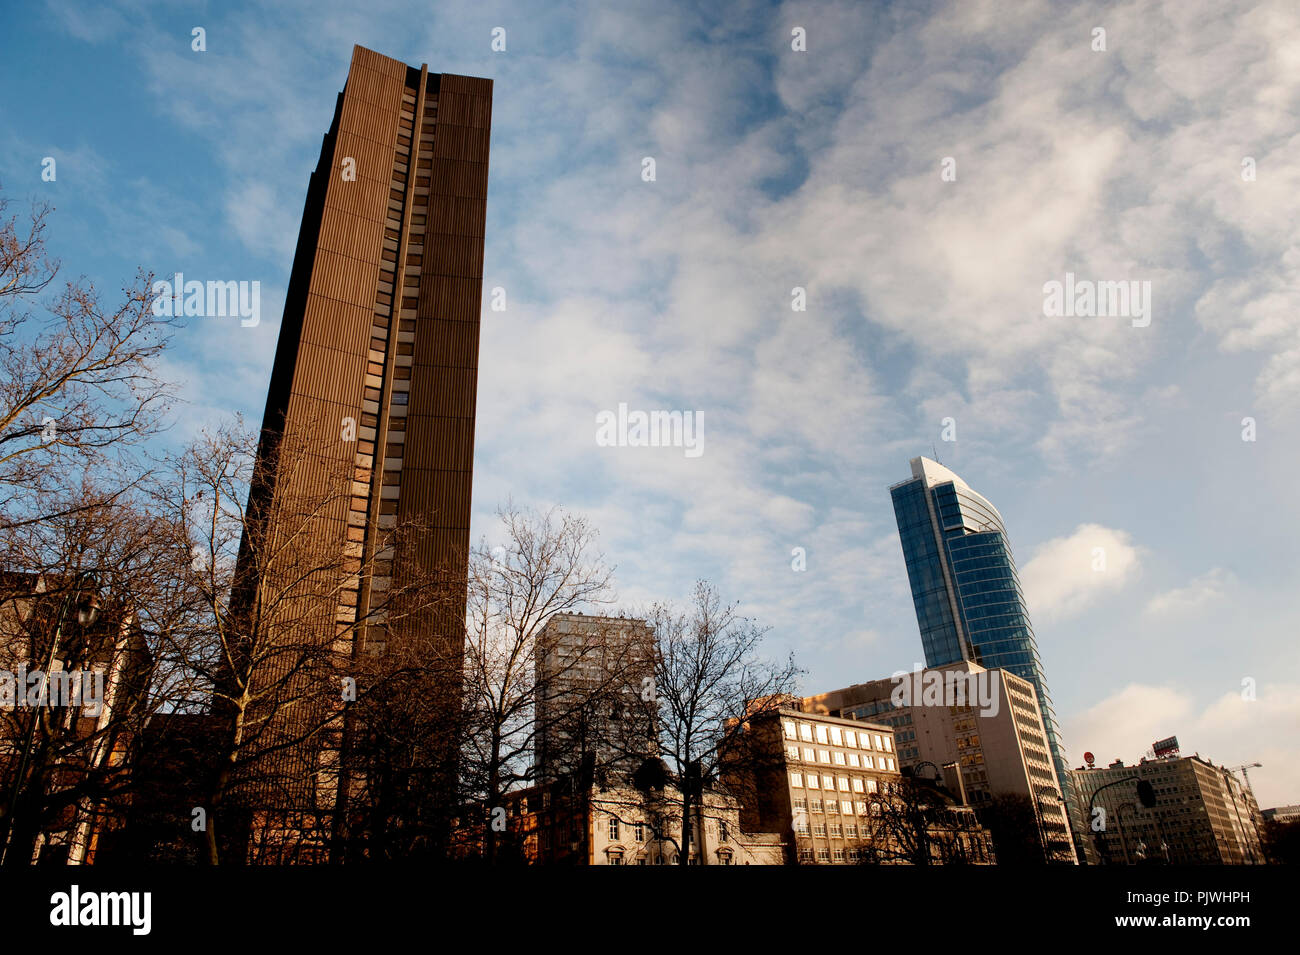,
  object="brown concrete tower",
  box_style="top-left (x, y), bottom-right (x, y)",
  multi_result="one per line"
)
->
top-left (236, 45), bottom-right (491, 860)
